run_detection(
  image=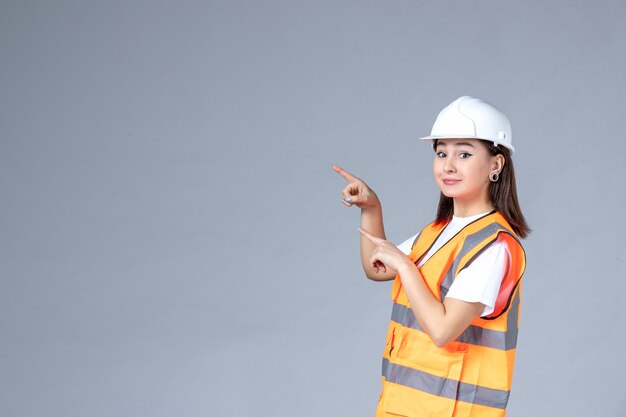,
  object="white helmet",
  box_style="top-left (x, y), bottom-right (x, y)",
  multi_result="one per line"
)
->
top-left (420, 96), bottom-right (514, 153)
